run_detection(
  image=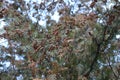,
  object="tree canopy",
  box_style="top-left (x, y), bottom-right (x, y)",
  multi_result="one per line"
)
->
top-left (0, 0), bottom-right (120, 80)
